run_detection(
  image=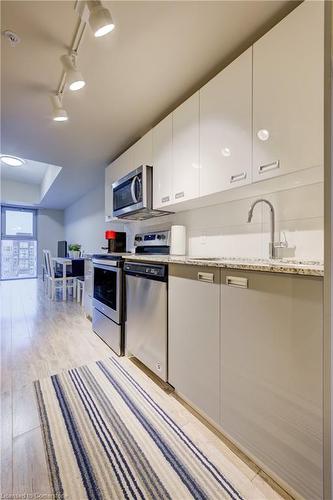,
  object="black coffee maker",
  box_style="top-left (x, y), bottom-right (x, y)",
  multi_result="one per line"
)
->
top-left (102, 231), bottom-right (127, 253)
